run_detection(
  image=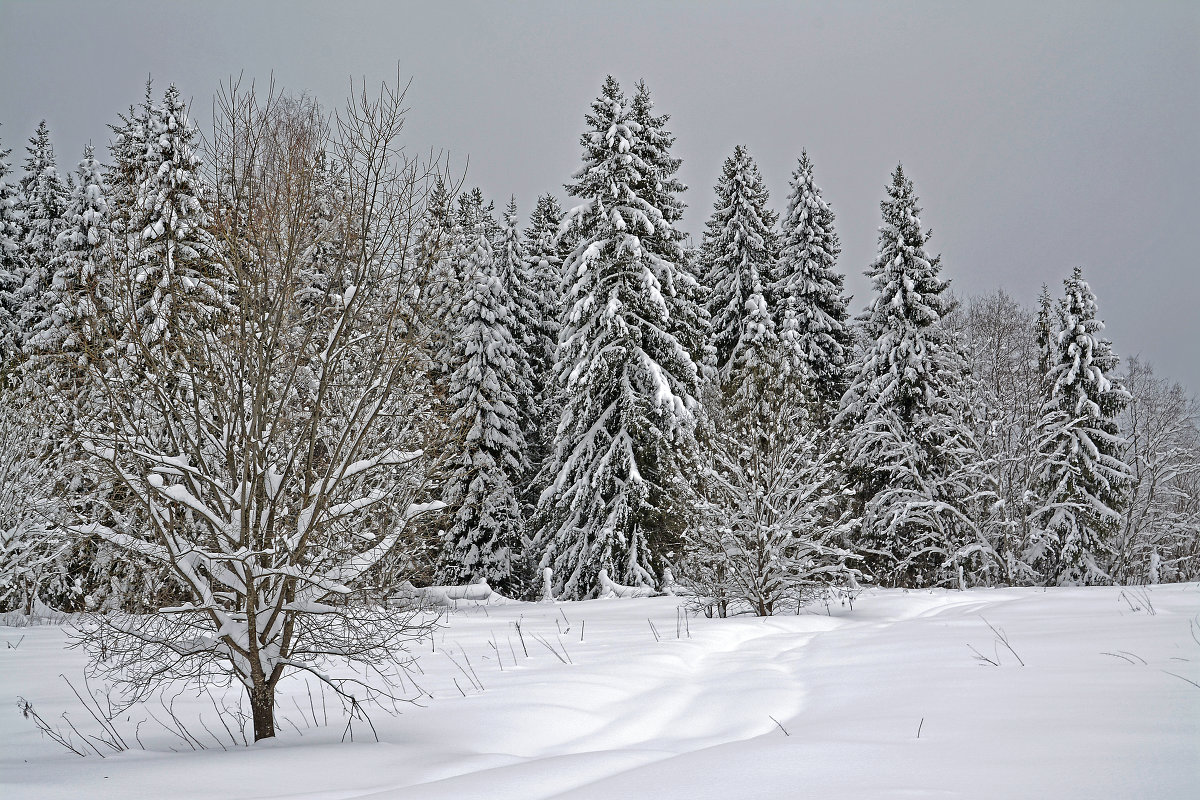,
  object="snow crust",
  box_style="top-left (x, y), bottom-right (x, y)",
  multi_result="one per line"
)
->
top-left (2, 585), bottom-right (1197, 799)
